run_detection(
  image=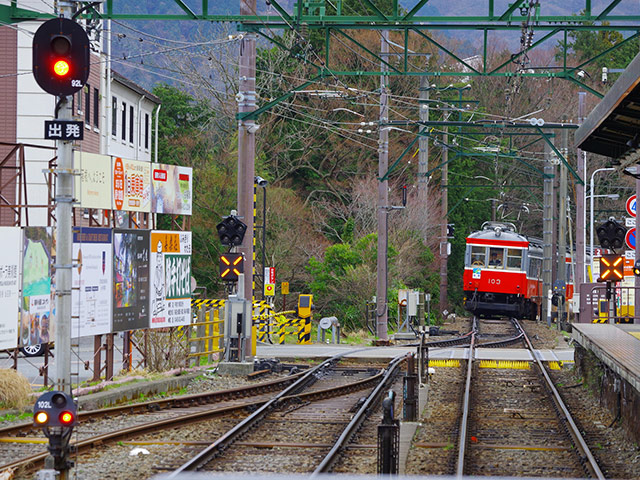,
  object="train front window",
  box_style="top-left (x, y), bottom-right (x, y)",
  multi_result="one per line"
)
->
top-left (470, 246), bottom-right (486, 266)
top-left (506, 248), bottom-right (522, 269)
top-left (488, 247), bottom-right (504, 267)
